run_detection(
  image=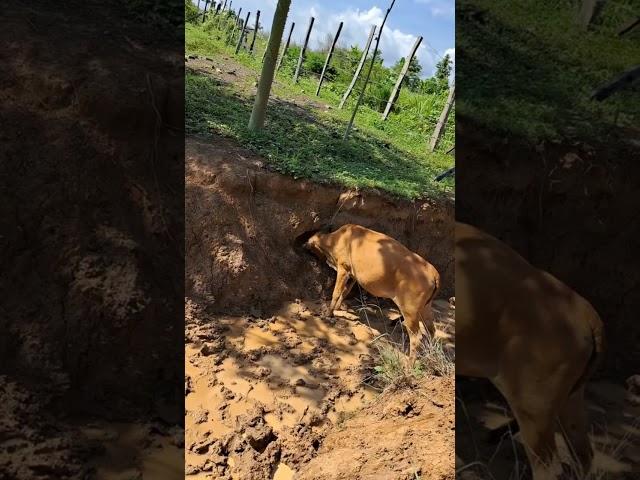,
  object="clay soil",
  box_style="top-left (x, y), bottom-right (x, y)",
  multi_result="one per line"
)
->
top-left (185, 136), bottom-right (456, 479)
top-left (1, 2), bottom-right (184, 478)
